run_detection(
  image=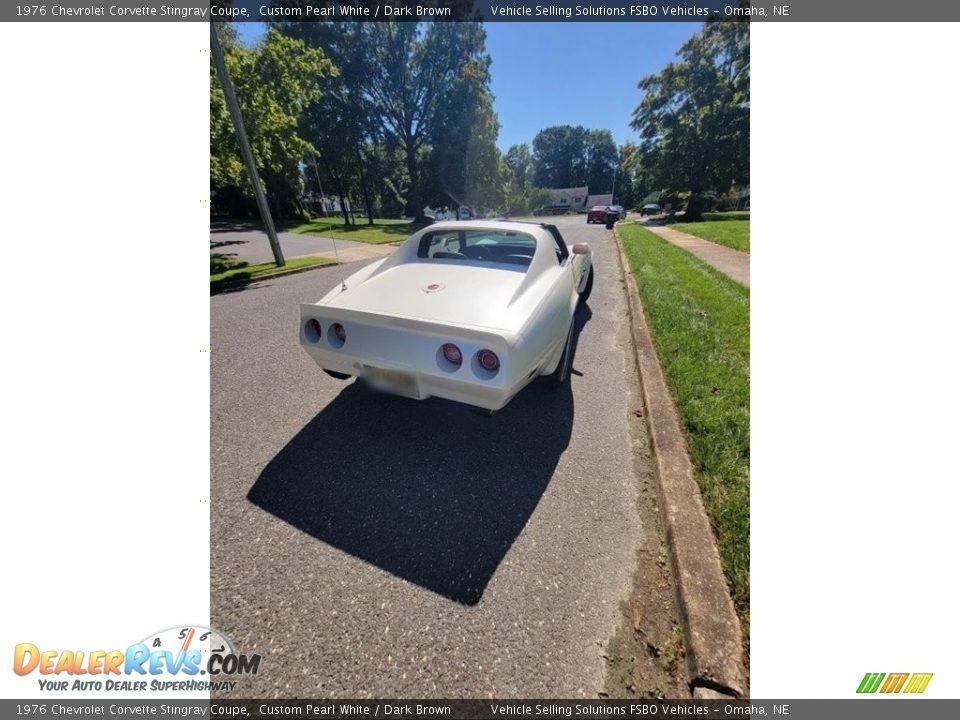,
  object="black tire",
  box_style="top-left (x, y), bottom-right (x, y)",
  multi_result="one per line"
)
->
top-left (549, 321), bottom-right (575, 386)
top-left (323, 369), bottom-right (352, 380)
top-left (578, 265), bottom-right (594, 304)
